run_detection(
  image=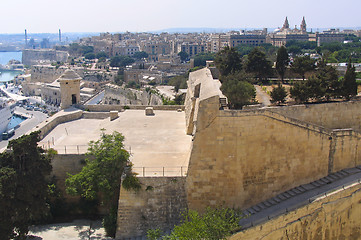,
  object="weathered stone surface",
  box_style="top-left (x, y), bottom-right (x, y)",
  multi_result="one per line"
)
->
top-left (231, 183), bottom-right (361, 240)
top-left (116, 177), bottom-right (187, 238)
